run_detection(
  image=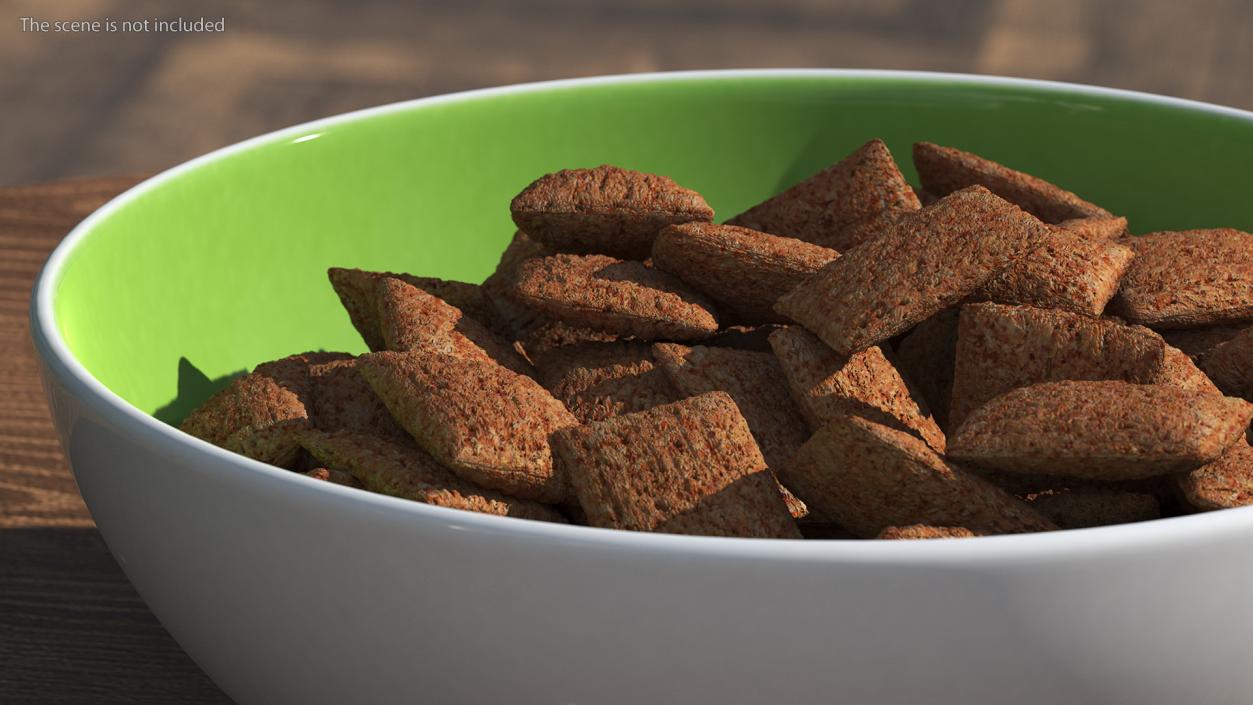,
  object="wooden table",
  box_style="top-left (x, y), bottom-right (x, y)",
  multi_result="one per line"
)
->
top-left (0, 178), bottom-right (233, 704)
